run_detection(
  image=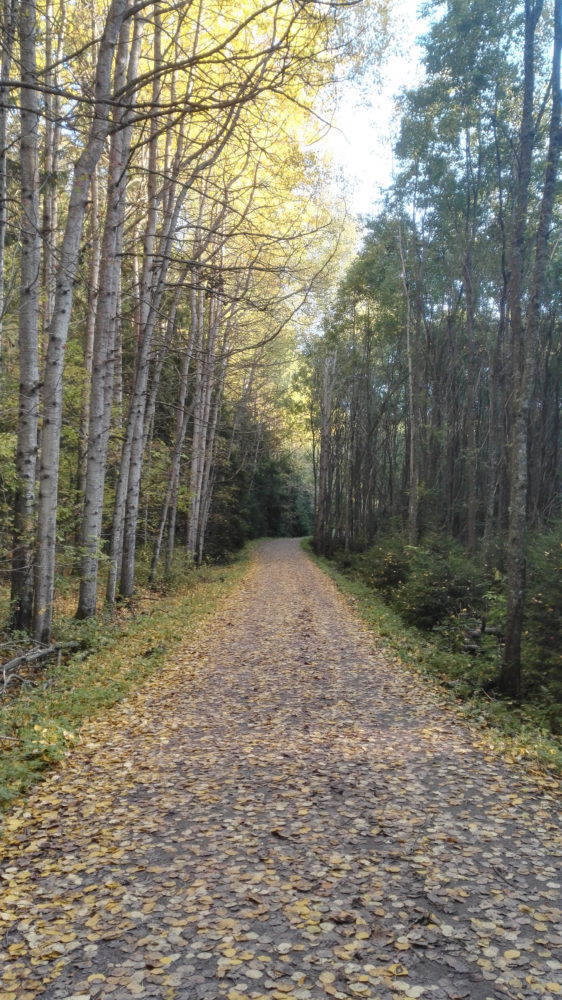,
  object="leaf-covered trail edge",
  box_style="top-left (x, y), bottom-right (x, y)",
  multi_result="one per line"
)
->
top-left (0, 552), bottom-right (252, 812)
top-left (0, 538), bottom-right (560, 1000)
